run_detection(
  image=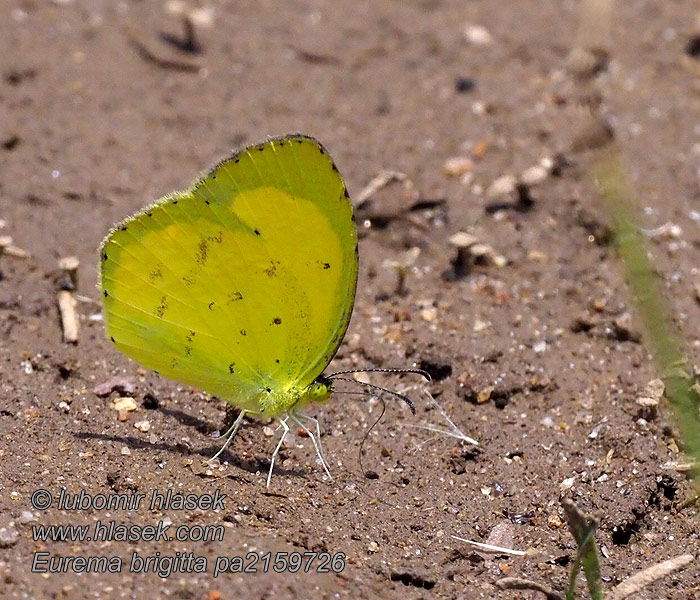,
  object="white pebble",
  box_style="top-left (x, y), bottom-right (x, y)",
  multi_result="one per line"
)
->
top-left (487, 175), bottom-right (517, 198)
top-left (560, 477), bottom-right (575, 491)
top-left (521, 165), bottom-right (549, 186)
top-left (464, 24), bottom-right (493, 46)
top-left (19, 511), bottom-right (36, 524)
